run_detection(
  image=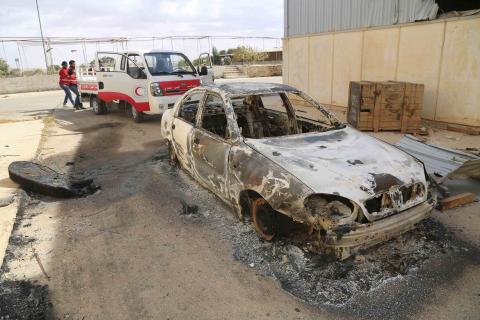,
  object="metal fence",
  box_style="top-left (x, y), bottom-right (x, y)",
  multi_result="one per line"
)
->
top-left (0, 36), bottom-right (281, 76)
